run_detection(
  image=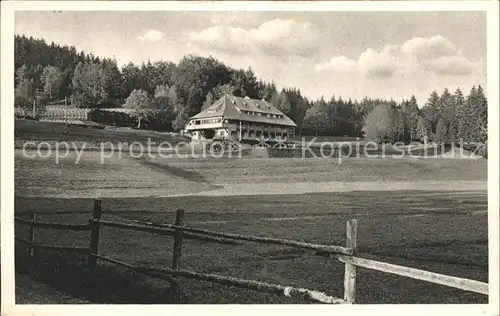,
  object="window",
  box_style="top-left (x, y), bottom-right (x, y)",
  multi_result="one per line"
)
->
top-left (195, 120), bottom-right (200, 125)
top-left (198, 118), bottom-right (222, 124)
